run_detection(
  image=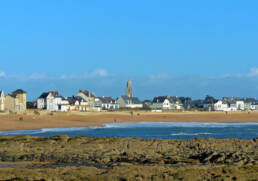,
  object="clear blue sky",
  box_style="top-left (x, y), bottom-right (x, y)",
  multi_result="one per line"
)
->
top-left (0, 1), bottom-right (258, 100)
